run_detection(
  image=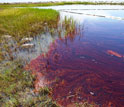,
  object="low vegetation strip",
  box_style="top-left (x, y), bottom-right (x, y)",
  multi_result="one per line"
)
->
top-left (0, 1), bottom-right (124, 9)
top-left (0, 60), bottom-right (59, 106)
top-left (0, 8), bottom-right (59, 40)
